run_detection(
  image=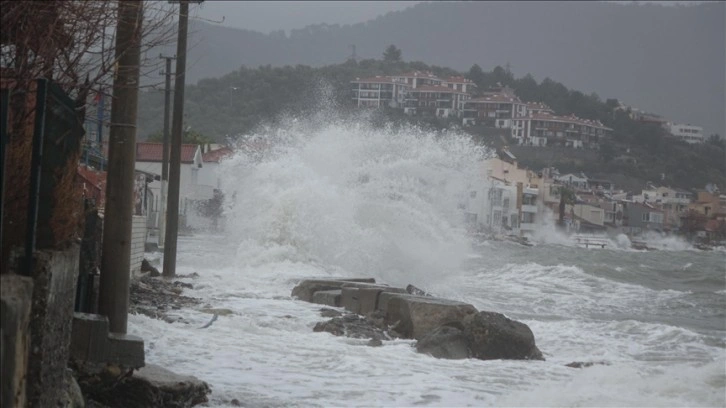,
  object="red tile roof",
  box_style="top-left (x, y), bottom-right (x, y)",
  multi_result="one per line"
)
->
top-left (202, 147), bottom-right (234, 163)
top-left (397, 71), bottom-right (440, 79)
top-left (136, 142), bottom-right (198, 163)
